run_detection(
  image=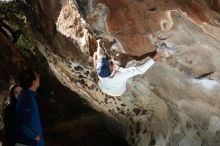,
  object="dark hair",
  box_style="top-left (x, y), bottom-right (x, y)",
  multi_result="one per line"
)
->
top-left (19, 69), bottom-right (37, 89)
top-left (10, 84), bottom-right (20, 105)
